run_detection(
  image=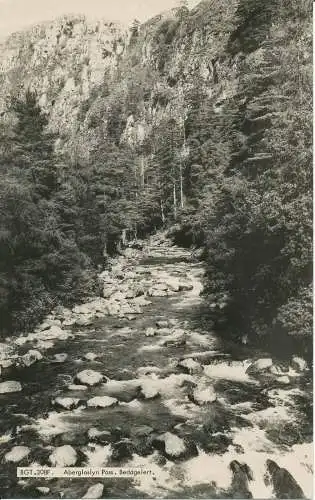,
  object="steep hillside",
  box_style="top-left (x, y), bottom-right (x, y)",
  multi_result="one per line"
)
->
top-left (0, 0), bottom-right (312, 351)
top-left (0, 1), bottom-right (238, 160)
